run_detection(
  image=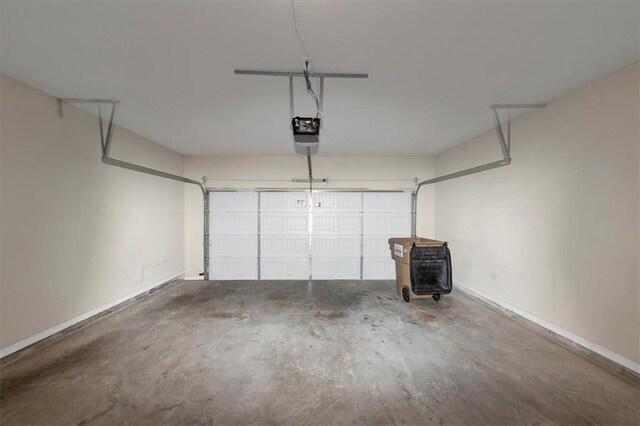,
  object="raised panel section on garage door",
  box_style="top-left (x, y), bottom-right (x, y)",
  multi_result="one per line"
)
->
top-left (362, 192), bottom-right (411, 279)
top-left (311, 192), bottom-right (361, 279)
top-left (209, 259), bottom-right (258, 280)
top-left (261, 212), bottom-right (309, 234)
top-left (210, 213), bottom-right (258, 235)
top-left (311, 235), bottom-right (361, 257)
top-left (260, 258), bottom-right (309, 280)
top-left (312, 192), bottom-right (361, 212)
top-left (210, 235), bottom-right (258, 258)
top-left (362, 192), bottom-right (412, 212)
top-left (363, 236), bottom-right (395, 280)
top-left (260, 235), bottom-right (309, 279)
top-left (312, 213), bottom-right (361, 235)
top-left (260, 192), bottom-right (310, 279)
top-left (209, 191), bottom-right (258, 280)
top-left (312, 258), bottom-right (361, 279)
top-left (260, 191), bottom-right (309, 211)
top-left (211, 191), bottom-right (260, 212)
